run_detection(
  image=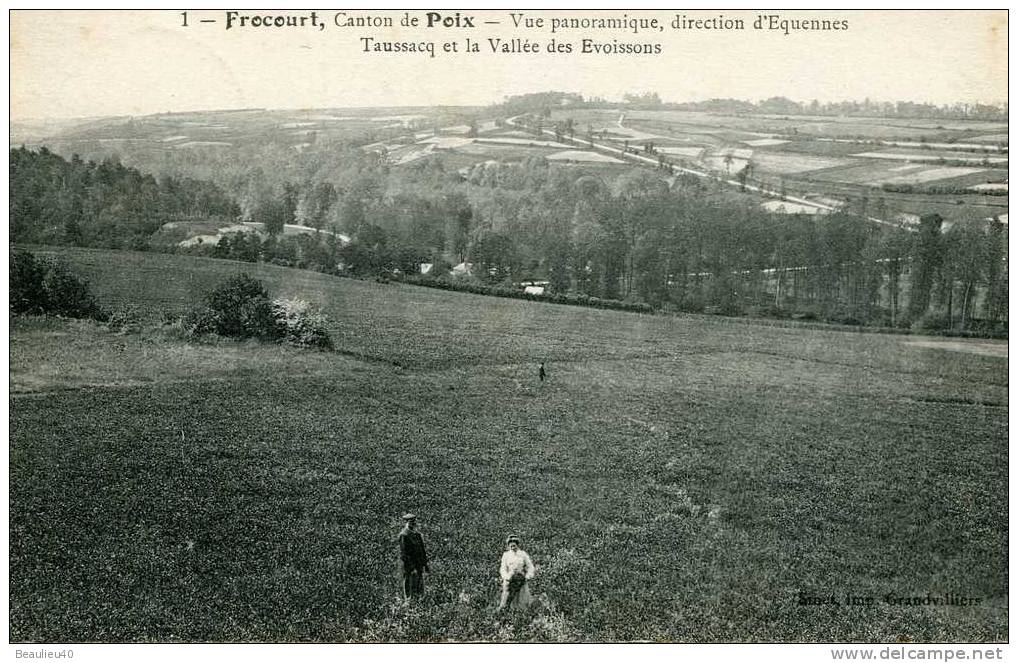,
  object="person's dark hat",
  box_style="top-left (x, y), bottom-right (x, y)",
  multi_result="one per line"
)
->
top-left (506, 534), bottom-right (520, 544)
